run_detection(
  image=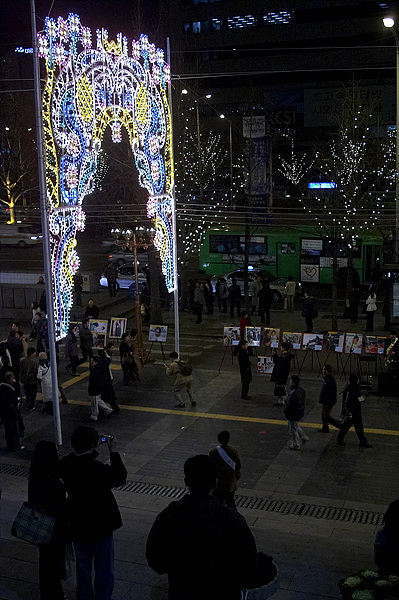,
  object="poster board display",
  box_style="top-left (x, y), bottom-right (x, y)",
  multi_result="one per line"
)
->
top-left (223, 327), bottom-right (241, 346)
top-left (302, 333), bottom-right (323, 351)
top-left (263, 328), bottom-right (281, 348)
top-left (149, 324), bottom-right (168, 342)
top-left (89, 319), bottom-right (108, 348)
top-left (365, 336), bottom-right (385, 355)
top-left (326, 332), bottom-right (345, 353)
top-left (344, 333), bottom-right (363, 354)
top-left (245, 326), bottom-right (261, 347)
top-left (109, 318), bottom-right (127, 339)
top-left (283, 332), bottom-right (302, 350)
top-left (257, 356), bottom-right (274, 374)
